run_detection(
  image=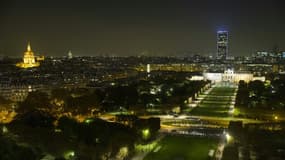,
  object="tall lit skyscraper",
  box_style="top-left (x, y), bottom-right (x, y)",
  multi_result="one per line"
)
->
top-left (216, 31), bottom-right (228, 59)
